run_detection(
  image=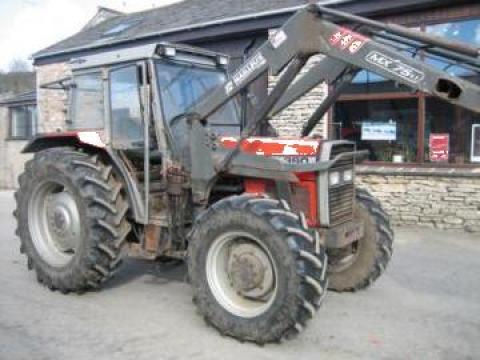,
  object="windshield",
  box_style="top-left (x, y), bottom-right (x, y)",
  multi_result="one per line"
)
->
top-left (155, 61), bottom-right (240, 136)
